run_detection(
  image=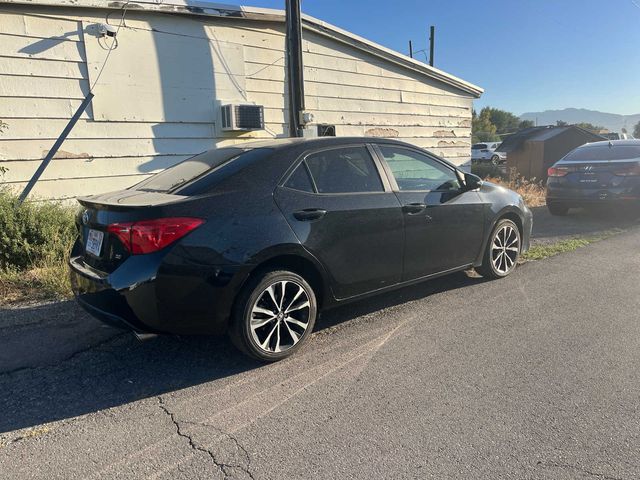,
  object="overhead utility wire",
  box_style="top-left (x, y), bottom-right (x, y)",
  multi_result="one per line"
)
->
top-left (91, 0), bottom-right (130, 92)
